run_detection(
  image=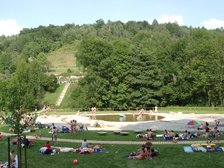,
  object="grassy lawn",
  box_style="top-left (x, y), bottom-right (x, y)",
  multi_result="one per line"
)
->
top-left (26, 129), bottom-right (222, 142)
top-left (0, 137), bottom-right (223, 168)
top-left (60, 83), bottom-right (77, 108)
top-left (0, 124), bottom-right (12, 133)
top-left (1, 124), bottom-right (221, 142)
top-left (42, 84), bottom-right (65, 105)
top-left (47, 45), bottom-right (77, 69)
